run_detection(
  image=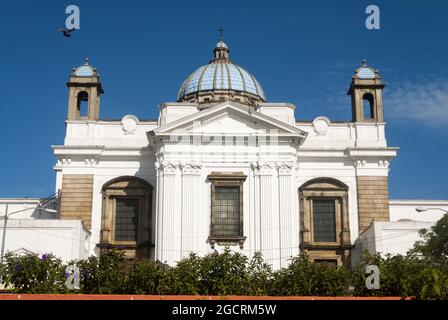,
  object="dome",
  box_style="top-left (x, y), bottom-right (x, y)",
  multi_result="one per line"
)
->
top-left (177, 40), bottom-right (266, 106)
top-left (72, 58), bottom-right (97, 77)
top-left (215, 40), bottom-right (228, 49)
top-left (354, 60), bottom-right (379, 79)
top-left (357, 67), bottom-right (375, 79)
